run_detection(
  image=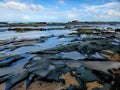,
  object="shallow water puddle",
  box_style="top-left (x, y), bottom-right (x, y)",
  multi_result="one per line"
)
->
top-left (0, 29), bottom-right (72, 40)
top-left (34, 37), bottom-right (71, 50)
top-left (0, 36), bottom-right (72, 55)
top-left (110, 39), bottom-right (120, 45)
top-left (0, 54), bottom-right (33, 75)
top-left (3, 46), bottom-right (41, 55)
top-left (90, 52), bottom-right (104, 59)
